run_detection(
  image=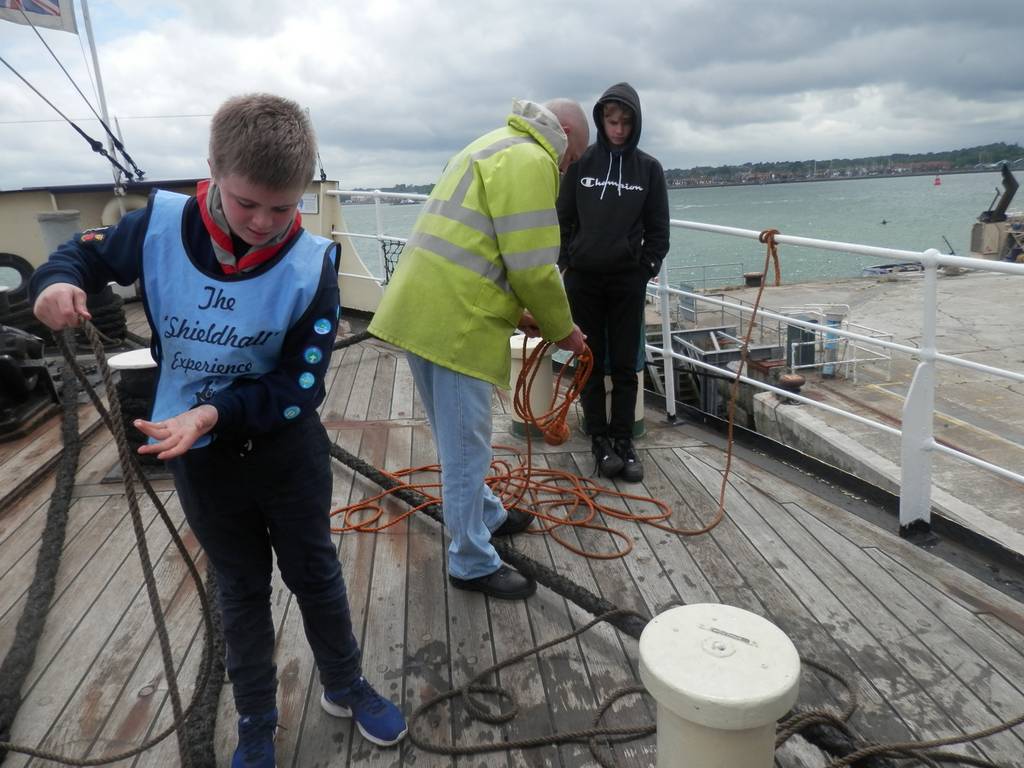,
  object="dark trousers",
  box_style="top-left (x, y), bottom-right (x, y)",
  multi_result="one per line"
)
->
top-left (169, 416), bottom-right (361, 716)
top-left (564, 266), bottom-right (648, 439)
